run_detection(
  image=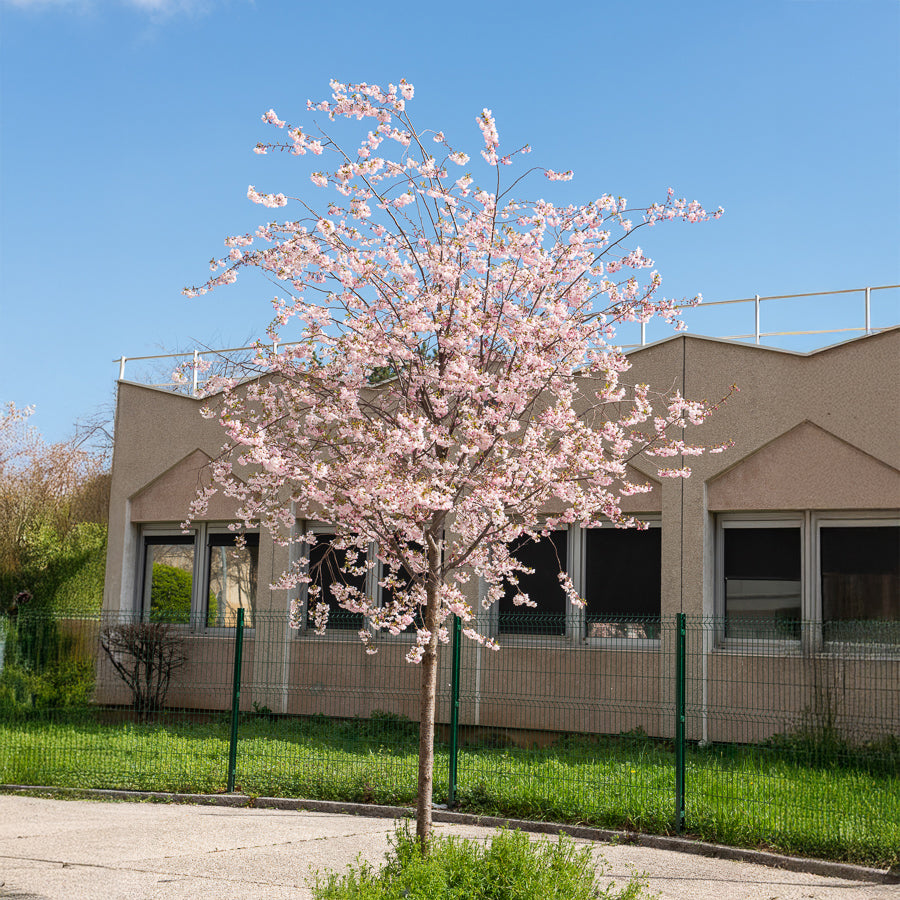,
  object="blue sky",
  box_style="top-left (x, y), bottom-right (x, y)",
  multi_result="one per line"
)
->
top-left (1, 0), bottom-right (898, 445)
